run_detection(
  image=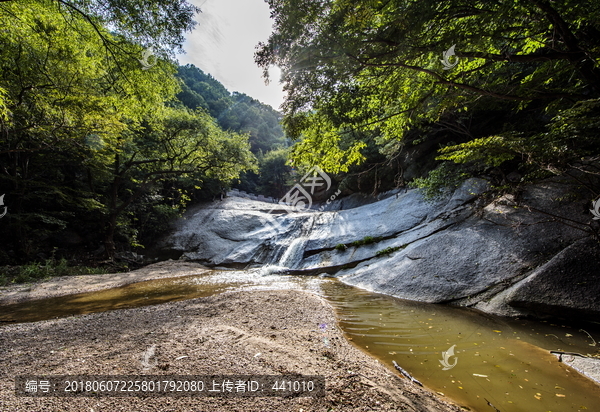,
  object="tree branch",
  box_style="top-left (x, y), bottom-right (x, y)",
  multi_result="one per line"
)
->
top-left (457, 50), bottom-right (582, 63)
top-left (528, 0), bottom-right (600, 94)
top-left (54, 0), bottom-right (131, 83)
top-left (347, 53), bottom-right (585, 101)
